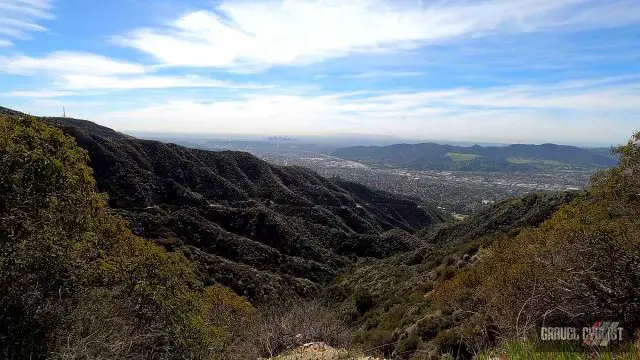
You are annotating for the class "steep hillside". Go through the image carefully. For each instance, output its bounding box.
[0,107,447,301]
[323,191,580,358]
[420,190,582,248]
[333,142,616,172]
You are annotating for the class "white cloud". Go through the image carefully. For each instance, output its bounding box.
[1,51,273,95]
[5,90,76,97]
[97,96,341,135]
[56,74,274,91]
[364,83,640,112]
[0,51,147,75]
[343,71,427,79]
[0,0,53,45]
[90,77,640,144]
[15,98,108,118]
[113,0,640,71]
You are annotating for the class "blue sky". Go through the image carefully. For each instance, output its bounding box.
[1,0,639,145]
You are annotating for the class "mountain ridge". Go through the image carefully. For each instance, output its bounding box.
[333,141,617,172]
[0,106,447,301]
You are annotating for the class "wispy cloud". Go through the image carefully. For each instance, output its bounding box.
[361,80,640,112]
[113,0,640,71]
[5,90,76,98]
[88,76,639,144]
[0,0,54,45]
[0,52,147,75]
[342,71,427,79]
[55,74,274,91]
[1,51,274,95]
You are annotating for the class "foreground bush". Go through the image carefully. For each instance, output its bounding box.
[254,300,353,358]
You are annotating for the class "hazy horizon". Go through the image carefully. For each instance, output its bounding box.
[128,129,617,148]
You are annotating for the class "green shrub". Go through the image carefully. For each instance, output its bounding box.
[354,290,375,315]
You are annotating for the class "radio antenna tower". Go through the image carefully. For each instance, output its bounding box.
[62,106,66,118]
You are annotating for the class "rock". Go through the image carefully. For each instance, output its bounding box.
[270,342,386,360]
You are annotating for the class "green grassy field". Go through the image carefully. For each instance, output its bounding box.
[506,157,566,166]
[446,152,484,162]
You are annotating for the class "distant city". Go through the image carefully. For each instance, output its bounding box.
[139,134,602,216]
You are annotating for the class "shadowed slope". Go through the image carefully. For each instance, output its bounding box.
[0,106,448,301]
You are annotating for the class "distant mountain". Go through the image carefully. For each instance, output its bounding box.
[585,146,616,158]
[333,142,617,172]
[0,106,447,302]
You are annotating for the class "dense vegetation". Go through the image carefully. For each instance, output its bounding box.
[8,106,444,302]
[322,191,579,358]
[2,105,637,359]
[324,133,640,359]
[333,142,617,172]
[0,115,255,359]
[0,112,366,359]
